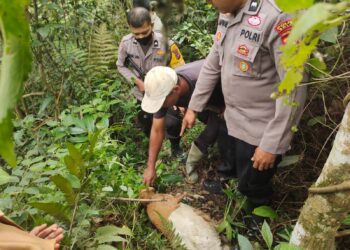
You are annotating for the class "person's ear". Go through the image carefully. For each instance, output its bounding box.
[173,85,180,94]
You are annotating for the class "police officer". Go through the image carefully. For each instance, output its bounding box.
[140,61,227,186]
[117,7,185,153]
[181,0,307,210]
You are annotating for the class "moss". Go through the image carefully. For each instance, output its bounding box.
[315,163,350,188]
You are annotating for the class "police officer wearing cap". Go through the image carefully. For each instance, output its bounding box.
[141,61,227,186]
[182,0,307,210]
[117,7,185,152]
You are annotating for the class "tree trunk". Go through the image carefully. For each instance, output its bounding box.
[290,102,350,249]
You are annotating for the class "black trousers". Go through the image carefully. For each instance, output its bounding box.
[227,136,281,206]
[195,111,225,154]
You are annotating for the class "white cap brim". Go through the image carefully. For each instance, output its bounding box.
[141,94,166,114]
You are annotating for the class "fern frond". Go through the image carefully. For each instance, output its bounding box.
[88,23,118,78]
[156,211,188,250]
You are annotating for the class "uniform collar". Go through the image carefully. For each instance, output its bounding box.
[132,33,161,49]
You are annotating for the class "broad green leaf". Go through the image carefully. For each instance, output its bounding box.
[160,174,183,184]
[50,175,77,206]
[96,235,127,243]
[261,221,273,249]
[69,136,88,143]
[253,206,278,219]
[307,116,324,127]
[37,25,51,39]
[65,143,84,179]
[96,245,118,250]
[24,187,39,195]
[82,116,96,133]
[320,26,338,44]
[30,202,71,222]
[275,0,314,13]
[0,0,32,167]
[0,168,11,185]
[308,57,327,78]
[64,173,81,189]
[88,130,101,158]
[278,155,302,168]
[96,225,133,237]
[342,214,350,225]
[275,242,303,250]
[102,186,113,192]
[237,234,254,250]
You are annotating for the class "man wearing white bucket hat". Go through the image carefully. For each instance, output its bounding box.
[141,60,227,186]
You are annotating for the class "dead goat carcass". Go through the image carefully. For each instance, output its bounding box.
[140,188,229,250]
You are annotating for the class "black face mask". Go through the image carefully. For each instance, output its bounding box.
[136,33,153,46]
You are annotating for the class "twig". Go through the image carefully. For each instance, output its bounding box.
[22,92,45,98]
[343,92,350,106]
[111,197,166,202]
[309,180,350,194]
[314,123,341,167]
[68,193,80,238]
[336,229,350,238]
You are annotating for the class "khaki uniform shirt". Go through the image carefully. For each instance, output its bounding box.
[117,32,185,100]
[189,0,307,155]
[0,210,55,250]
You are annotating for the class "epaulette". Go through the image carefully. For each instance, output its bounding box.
[267,0,282,13]
[121,33,133,42]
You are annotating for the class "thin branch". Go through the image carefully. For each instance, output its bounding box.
[335,229,350,238]
[110,197,166,202]
[309,180,350,194]
[22,92,45,98]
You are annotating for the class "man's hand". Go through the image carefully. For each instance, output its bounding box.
[29,224,64,250]
[180,109,196,136]
[135,78,145,92]
[251,147,276,171]
[143,166,156,186]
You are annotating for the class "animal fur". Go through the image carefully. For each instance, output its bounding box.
[140,188,229,250]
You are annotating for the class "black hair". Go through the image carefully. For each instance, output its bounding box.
[127,7,152,28]
[133,0,151,11]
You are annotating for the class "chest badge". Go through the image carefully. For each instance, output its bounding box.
[239,61,250,72]
[157,50,166,56]
[237,45,249,57]
[248,16,261,27]
[216,31,222,42]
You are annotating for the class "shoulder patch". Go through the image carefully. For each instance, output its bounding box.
[275,19,293,44]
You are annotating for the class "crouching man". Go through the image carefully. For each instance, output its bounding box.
[141,60,226,185]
